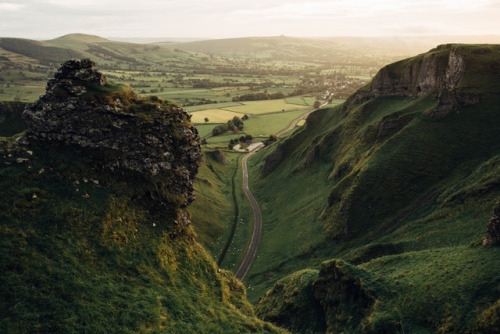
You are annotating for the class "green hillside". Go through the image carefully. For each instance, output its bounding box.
[0,60,281,333]
[1,34,370,106]
[0,37,82,62]
[170,36,344,60]
[250,45,500,332]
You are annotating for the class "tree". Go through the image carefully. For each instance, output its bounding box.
[232,116,244,130]
[204,117,209,123]
[313,100,321,108]
[212,124,228,136]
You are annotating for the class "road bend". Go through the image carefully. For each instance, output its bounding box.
[234,100,330,281]
[234,150,262,281]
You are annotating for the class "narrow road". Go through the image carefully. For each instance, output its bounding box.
[234,100,331,281]
[234,150,262,280]
[275,101,329,138]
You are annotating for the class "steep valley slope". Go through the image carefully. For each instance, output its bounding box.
[247,44,500,332]
[0,60,281,332]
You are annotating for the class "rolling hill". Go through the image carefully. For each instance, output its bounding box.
[0,37,83,62]
[247,44,500,332]
[169,36,345,60]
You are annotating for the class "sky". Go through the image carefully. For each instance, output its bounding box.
[1,0,500,40]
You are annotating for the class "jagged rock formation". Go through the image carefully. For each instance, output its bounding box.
[342,44,478,118]
[23,59,201,206]
[485,205,500,244]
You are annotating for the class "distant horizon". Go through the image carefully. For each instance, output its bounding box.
[3,32,500,45]
[1,0,499,42]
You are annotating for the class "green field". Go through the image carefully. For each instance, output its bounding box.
[185,102,242,112]
[190,108,245,123]
[205,134,244,147]
[243,109,311,137]
[193,124,215,138]
[225,99,309,114]
[285,96,320,106]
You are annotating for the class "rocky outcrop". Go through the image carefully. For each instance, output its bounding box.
[342,45,474,116]
[484,205,500,245]
[210,149,227,165]
[261,143,284,177]
[372,45,464,96]
[23,59,201,207]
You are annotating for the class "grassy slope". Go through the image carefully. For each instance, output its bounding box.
[188,150,238,260]
[0,85,282,333]
[251,45,500,332]
[189,150,255,273]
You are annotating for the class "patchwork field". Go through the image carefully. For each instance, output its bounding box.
[190,108,245,123]
[224,99,310,115]
[243,109,311,137]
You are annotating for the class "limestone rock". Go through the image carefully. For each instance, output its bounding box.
[22,59,201,207]
[484,205,500,245]
[342,45,474,115]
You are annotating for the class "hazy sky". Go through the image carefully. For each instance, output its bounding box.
[1,0,500,40]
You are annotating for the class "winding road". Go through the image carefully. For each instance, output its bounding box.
[234,101,330,281]
[234,151,262,280]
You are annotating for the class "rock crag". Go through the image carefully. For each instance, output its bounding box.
[342,44,477,118]
[23,59,201,206]
[485,205,500,245]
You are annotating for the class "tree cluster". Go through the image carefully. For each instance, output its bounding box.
[232,91,285,102]
[212,116,244,136]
